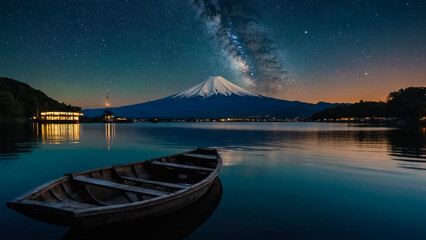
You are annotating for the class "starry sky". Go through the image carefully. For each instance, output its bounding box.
[0,0,425,109]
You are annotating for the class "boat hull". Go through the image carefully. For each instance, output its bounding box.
[7,148,222,228]
[76,177,215,227]
[7,178,215,228]
[63,177,223,239]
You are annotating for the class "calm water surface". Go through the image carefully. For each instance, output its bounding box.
[0,122,425,239]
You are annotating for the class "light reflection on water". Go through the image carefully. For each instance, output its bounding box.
[35,123,81,144]
[0,122,425,239]
[105,123,115,151]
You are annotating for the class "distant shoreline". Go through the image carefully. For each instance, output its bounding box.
[3,118,424,128]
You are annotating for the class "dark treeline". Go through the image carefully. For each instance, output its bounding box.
[311,87,426,120]
[0,77,81,120]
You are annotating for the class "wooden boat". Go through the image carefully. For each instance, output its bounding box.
[7,148,222,227]
[63,177,223,239]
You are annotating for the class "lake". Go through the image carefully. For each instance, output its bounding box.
[0,122,425,239]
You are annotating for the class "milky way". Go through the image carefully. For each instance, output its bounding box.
[192,0,288,94]
[1,0,424,107]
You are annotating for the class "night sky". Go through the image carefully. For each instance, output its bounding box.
[1,0,425,108]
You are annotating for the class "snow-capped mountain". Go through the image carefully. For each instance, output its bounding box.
[83,76,337,119]
[172,76,259,98]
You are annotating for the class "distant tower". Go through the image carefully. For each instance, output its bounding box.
[105,90,110,107]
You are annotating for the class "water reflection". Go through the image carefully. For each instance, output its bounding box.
[0,122,37,159]
[0,123,81,159]
[130,124,426,170]
[0,123,425,171]
[105,123,115,150]
[1,123,426,239]
[388,128,426,170]
[63,177,223,240]
[35,123,81,144]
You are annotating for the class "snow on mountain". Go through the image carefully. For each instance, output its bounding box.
[83,76,339,119]
[172,76,260,98]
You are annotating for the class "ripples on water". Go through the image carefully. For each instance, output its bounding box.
[2,123,425,170]
[0,122,425,239]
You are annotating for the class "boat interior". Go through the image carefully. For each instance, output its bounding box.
[20,148,220,209]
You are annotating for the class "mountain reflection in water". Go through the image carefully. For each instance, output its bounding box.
[63,177,223,240]
[0,123,425,172]
[1,123,426,239]
[129,124,426,171]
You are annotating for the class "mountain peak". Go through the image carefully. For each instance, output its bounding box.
[172,76,260,99]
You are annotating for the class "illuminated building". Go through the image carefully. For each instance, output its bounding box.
[104,114,114,123]
[35,112,83,123]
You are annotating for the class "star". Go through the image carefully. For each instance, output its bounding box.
[0,0,424,107]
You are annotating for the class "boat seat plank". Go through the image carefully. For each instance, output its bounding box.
[181,153,218,160]
[73,176,169,197]
[119,175,188,189]
[150,161,215,172]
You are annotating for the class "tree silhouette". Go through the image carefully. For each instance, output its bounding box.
[311,87,426,120]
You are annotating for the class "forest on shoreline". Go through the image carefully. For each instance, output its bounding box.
[0,77,81,120]
[311,87,426,122]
